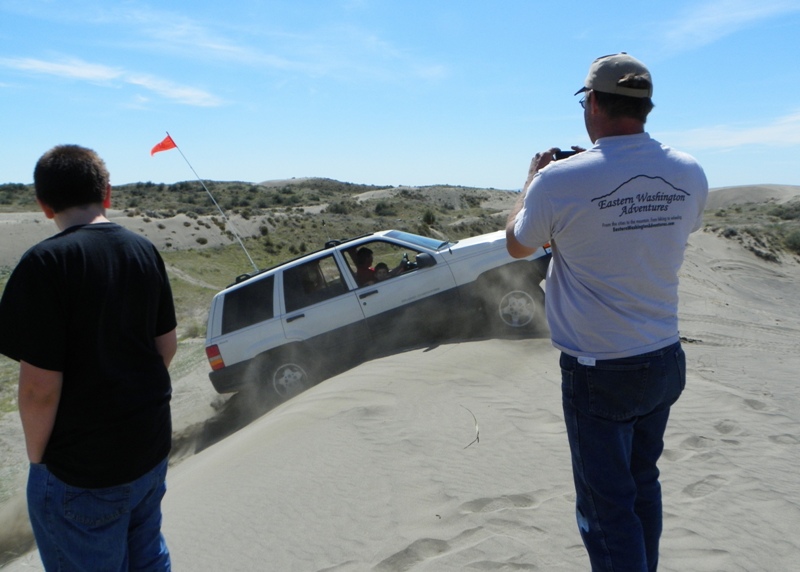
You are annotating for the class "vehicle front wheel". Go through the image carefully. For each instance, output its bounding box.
[498,289,540,328]
[480,273,545,336]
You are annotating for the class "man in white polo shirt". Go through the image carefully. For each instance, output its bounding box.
[506,53,708,571]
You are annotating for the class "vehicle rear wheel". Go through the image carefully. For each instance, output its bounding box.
[249,351,315,401]
[270,359,312,400]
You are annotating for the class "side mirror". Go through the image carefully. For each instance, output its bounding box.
[415,253,436,269]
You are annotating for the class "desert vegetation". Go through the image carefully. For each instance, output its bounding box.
[703,199,800,262]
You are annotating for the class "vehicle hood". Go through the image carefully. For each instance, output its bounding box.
[441,230,506,258]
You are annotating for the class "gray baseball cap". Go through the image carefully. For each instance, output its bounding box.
[575,53,652,98]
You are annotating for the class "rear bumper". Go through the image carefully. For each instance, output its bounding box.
[208,359,253,394]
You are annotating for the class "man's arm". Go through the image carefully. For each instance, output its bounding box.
[155,328,178,369]
[506,149,558,259]
[18,361,62,464]
[506,192,539,259]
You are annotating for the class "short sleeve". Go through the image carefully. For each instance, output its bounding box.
[0,252,66,370]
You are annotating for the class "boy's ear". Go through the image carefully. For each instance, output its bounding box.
[103,184,112,209]
[36,198,56,220]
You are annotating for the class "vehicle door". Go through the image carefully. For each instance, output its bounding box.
[280,254,369,364]
[342,240,458,348]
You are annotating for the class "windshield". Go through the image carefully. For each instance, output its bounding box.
[384,230,452,251]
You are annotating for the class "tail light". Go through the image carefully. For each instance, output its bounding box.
[205,345,225,371]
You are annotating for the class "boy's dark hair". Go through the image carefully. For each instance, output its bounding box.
[374,262,389,271]
[593,73,655,123]
[34,145,109,213]
[355,247,373,265]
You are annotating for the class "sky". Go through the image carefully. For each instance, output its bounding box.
[1,0,799,191]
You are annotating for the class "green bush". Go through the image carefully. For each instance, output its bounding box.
[327,201,357,214]
[770,203,800,220]
[785,230,800,254]
[374,201,397,216]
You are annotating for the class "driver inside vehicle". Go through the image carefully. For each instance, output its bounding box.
[351,247,408,286]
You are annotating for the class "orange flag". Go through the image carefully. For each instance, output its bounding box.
[150,134,177,156]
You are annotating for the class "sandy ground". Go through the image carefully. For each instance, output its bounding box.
[1,185,800,570]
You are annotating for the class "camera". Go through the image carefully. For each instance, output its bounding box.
[553,149,577,161]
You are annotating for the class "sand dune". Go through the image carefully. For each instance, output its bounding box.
[2,186,800,570]
[162,226,800,571]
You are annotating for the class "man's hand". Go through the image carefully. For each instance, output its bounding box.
[522,146,587,191]
[522,147,560,192]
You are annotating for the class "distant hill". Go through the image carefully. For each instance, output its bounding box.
[707,184,800,211]
[2,181,798,268]
[0,178,521,275]
[0,178,504,216]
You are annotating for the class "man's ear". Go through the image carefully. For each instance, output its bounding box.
[36,198,56,220]
[103,184,112,209]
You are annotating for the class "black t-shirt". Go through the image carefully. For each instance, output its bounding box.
[0,223,177,488]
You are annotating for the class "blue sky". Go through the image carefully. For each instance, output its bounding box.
[1,0,799,190]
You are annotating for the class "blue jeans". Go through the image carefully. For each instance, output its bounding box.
[27,457,171,571]
[560,342,685,572]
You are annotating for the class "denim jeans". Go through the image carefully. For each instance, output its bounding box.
[560,342,685,572]
[27,457,171,572]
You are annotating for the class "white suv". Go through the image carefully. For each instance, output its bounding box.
[205,229,550,399]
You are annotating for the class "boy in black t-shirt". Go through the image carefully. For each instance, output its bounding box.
[0,145,177,570]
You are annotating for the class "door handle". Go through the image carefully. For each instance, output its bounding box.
[286,313,305,323]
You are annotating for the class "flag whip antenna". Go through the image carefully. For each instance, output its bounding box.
[154,132,258,272]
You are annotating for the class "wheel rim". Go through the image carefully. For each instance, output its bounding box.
[272,363,308,398]
[498,290,536,327]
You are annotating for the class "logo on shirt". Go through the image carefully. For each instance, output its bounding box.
[592,175,691,232]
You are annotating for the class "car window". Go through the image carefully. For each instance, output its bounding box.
[283,255,349,312]
[344,241,422,287]
[221,275,275,334]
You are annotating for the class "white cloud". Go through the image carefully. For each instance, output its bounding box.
[0,56,222,107]
[118,7,447,82]
[659,0,800,53]
[664,109,800,149]
[0,56,123,82]
[129,11,260,62]
[0,3,446,100]
[126,74,222,107]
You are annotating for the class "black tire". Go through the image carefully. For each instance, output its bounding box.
[480,269,545,336]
